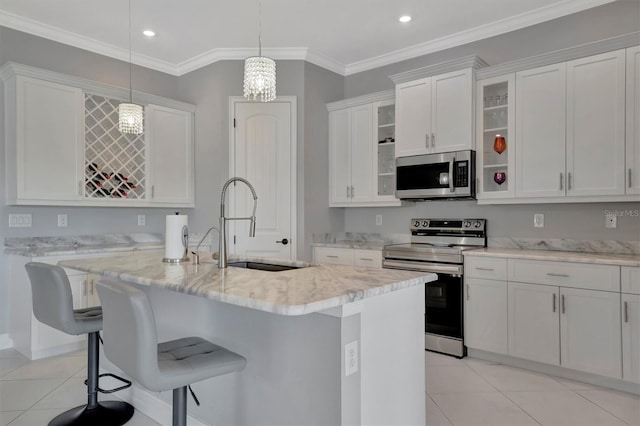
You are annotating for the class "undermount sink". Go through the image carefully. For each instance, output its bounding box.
[227,261,305,272]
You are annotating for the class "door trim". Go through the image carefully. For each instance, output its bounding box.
[228,96,298,260]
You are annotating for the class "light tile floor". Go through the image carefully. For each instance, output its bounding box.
[1,347,638,425]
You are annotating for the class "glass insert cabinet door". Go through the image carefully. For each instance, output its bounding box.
[374,100,398,199]
[476,74,515,199]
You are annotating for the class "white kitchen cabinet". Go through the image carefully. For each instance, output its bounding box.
[146,105,195,206]
[313,246,382,268]
[4,75,84,204]
[560,287,621,379]
[464,277,508,354]
[627,46,640,195]
[327,92,401,207]
[515,63,566,198]
[566,50,626,196]
[395,68,474,157]
[508,282,560,365]
[621,293,640,383]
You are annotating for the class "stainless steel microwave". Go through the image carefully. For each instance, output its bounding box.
[396,150,475,200]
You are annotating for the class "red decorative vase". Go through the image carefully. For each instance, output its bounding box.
[494,135,506,154]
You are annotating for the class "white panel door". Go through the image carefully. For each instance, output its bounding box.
[560,287,621,379]
[515,63,566,198]
[508,282,560,365]
[431,68,474,153]
[464,278,508,354]
[566,50,626,196]
[627,46,640,195]
[622,293,640,383]
[329,109,351,204]
[395,78,431,157]
[147,105,194,205]
[349,104,373,203]
[17,76,84,201]
[233,100,294,259]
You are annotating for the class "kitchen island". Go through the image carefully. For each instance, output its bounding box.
[59,251,434,426]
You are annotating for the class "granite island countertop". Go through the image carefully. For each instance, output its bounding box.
[58,251,435,316]
[464,248,640,267]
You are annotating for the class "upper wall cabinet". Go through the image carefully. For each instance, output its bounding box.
[394,68,474,157]
[627,45,640,195]
[1,63,195,207]
[327,91,402,207]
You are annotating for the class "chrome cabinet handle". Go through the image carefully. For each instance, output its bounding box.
[561,294,566,314]
[327,255,339,258]
[359,257,373,261]
[431,133,435,148]
[559,173,563,191]
[90,279,94,295]
[83,279,87,297]
[624,301,629,323]
[346,186,350,198]
[425,133,430,148]
[351,186,355,198]
[553,293,556,313]
[475,267,494,271]
[547,273,569,278]
[568,172,572,190]
[629,169,633,188]
[151,185,155,199]
[466,284,470,301]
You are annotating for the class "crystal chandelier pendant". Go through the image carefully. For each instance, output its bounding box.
[118,102,144,134]
[243,56,276,102]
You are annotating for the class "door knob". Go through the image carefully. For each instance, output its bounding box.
[276,238,289,245]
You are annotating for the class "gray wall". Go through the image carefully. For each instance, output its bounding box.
[341,0,640,241]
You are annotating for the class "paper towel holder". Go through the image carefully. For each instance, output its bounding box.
[162,224,190,263]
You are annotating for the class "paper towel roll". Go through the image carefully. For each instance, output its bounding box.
[164,213,189,262]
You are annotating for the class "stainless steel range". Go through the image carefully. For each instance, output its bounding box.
[383,218,487,357]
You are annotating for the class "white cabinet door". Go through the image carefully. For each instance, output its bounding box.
[395,78,431,157]
[85,274,102,308]
[508,282,560,365]
[147,105,194,206]
[350,104,374,203]
[329,109,352,204]
[464,277,508,354]
[13,76,84,202]
[431,68,474,153]
[353,250,382,268]
[627,46,640,195]
[560,287,621,379]
[313,247,355,266]
[566,50,626,196]
[622,293,640,383]
[515,63,566,198]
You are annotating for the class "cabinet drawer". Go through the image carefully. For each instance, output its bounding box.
[354,250,382,268]
[509,259,620,292]
[314,247,354,266]
[622,267,640,295]
[465,257,507,280]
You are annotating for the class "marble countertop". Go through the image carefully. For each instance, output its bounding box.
[464,248,640,267]
[58,251,435,316]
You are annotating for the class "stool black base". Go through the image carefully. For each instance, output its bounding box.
[48,401,134,426]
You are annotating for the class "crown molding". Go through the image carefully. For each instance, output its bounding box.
[0,0,617,77]
[389,55,488,85]
[326,90,394,111]
[476,31,640,79]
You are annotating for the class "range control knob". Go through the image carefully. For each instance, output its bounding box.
[413,220,420,228]
[463,220,471,228]
[474,220,482,228]
[422,220,429,228]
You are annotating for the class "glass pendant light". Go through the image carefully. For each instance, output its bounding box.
[118,0,144,134]
[243,0,276,102]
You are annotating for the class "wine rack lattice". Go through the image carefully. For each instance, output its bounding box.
[84,94,146,199]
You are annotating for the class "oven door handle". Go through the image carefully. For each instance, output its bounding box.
[383,259,463,275]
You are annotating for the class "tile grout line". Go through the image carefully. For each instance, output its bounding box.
[574,390,635,426]
[426,393,455,426]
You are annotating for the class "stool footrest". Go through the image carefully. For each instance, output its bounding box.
[84,373,132,394]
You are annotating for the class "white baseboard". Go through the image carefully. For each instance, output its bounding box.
[0,334,13,350]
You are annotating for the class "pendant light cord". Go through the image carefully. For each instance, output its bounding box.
[258,0,262,57]
[128,0,133,103]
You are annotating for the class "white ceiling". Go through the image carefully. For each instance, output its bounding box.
[0,0,615,76]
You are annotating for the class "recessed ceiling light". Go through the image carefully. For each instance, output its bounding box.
[399,15,412,23]
[142,30,156,37]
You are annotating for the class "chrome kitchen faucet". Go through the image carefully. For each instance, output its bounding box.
[218,177,258,268]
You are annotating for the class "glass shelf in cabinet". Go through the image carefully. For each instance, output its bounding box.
[484,127,508,133]
[378,123,395,129]
[483,163,508,169]
[378,172,395,176]
[484,105,508,111]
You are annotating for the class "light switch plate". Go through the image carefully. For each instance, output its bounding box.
[138,214,146,226]
[9,214,32,228]
[345,340,358,376]
[534,214,544,228]
[375,215,382,226]
[57,214,68,227]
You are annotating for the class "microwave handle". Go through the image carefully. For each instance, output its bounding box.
[448,158,455,192]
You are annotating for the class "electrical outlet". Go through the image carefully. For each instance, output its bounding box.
[375,214,382,226]
[534,213,544,228]
[345,340,358,377]
[605,214,617,228]
[137,214,146,226]
[57,214,68,227]
[9,214,32,228]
